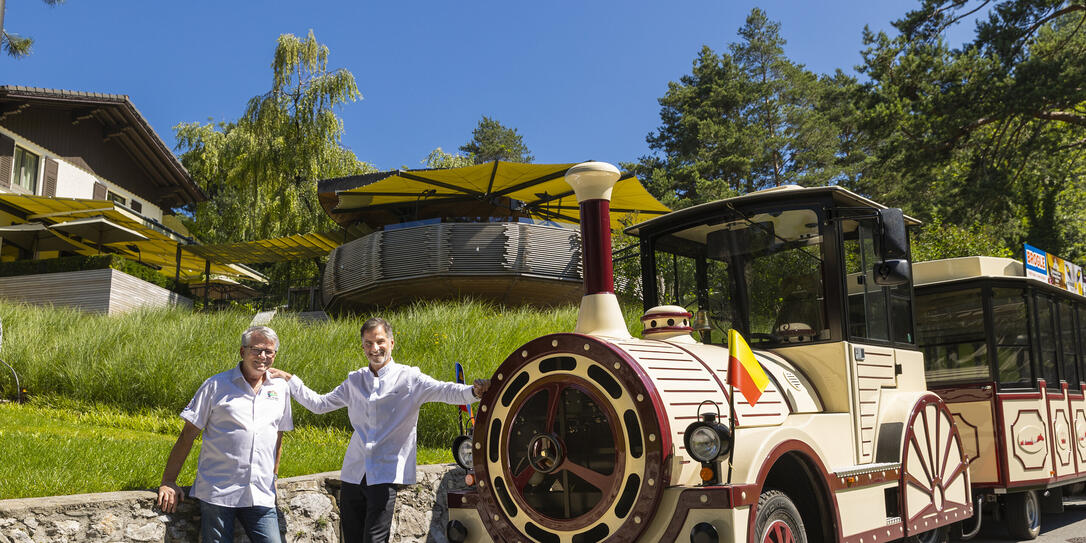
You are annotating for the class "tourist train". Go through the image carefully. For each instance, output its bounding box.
[443,161,1082,542]
[913,255,1086,540]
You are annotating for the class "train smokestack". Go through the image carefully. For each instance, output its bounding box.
[565,161,632,339]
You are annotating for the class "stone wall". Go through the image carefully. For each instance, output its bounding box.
[0,465,468,543]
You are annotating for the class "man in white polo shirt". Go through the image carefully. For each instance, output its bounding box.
[157,325,292,543]
[268,317,489,543]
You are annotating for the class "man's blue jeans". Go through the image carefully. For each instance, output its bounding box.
[199,501,282,543]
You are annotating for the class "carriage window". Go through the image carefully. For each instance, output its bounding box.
[1035,295,1060,389]
[1059,300,1079,386]
[992,288,1032,387]
[916,289,989,383]
[1079,305,1086,386]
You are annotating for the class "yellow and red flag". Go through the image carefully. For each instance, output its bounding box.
[728,329,770,407]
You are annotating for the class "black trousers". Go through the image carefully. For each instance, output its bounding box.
[339,477,399,543]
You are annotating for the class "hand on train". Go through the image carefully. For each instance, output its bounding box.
[473,379,491,398]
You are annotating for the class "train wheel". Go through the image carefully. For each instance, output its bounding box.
[1004,490,1040,540]
[905,526,948,543]
[754,490,807,543]
[901,395,972,537]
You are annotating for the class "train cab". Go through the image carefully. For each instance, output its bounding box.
[447,162,971,543]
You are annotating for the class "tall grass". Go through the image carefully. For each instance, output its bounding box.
[0,299,644,448]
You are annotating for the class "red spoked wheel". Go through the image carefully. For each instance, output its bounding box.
[755,490,807,543]
[901,395,972,537]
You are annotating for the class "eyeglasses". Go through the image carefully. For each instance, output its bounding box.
[245,347,277,357]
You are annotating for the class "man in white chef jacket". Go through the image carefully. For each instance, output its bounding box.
[268,317,488,543]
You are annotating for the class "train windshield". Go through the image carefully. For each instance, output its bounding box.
[648,205,827,347]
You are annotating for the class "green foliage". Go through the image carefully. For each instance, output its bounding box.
[423,147,475,169]
[630,8,859,208]
[910,219,1015,262]
[175,30,376,292]
[1,0,65,58]
[852,0,1086,261]
[459,116,534,164]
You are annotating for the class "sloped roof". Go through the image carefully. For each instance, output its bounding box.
[0,86,205,207]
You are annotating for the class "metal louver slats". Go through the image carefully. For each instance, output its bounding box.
[324,232,380,299]
[522,224,582,280]
[381,226,445,279]
[322,222,585,310]
[448,224,506,273]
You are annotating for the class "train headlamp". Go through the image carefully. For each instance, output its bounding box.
[452,434,473,470]
[683,412,732,463]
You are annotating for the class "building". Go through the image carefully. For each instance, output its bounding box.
[0,86,208,313]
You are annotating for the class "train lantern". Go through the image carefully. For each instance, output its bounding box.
[447,162,972,543]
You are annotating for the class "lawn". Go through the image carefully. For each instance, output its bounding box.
[0,401,452,499]
[0,298,644,499]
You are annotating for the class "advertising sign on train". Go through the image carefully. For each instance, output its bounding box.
[1025,243,1084,296]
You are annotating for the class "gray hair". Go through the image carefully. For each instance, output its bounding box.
[242,326,279,349]
[361,317,393,339]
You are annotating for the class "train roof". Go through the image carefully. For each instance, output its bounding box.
[913,256,1025,286]
[624,184,919,237]
[913,256,1085,300]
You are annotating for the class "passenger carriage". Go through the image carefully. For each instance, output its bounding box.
[446,162,972,543]
[914,256,1086,539]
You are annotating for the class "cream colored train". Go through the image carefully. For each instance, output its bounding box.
[914,256,1086,540]
[445,162,972,543]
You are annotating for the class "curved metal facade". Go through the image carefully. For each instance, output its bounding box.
[322,222,583,311]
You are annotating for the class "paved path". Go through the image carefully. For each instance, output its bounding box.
[968,496,1086,543]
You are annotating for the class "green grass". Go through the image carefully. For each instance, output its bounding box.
[0,298,642,447]
[0,297,645,498]
[0,401,451,499]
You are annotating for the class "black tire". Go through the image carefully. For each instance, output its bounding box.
[1005,490,1041,540]
[754,490,807,543]
[906,526,948,543]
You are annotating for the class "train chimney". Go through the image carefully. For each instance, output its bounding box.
[565,161,632,339]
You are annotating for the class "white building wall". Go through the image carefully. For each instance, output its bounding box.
[0,126,164,222]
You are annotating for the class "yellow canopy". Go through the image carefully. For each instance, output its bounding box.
[0,194,265,282]
[183,232,344,264]
[334,161,669,231]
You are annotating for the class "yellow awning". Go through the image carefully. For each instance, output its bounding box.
[334,161,670,231]
[182,232,345,264]
[0,194,265,282]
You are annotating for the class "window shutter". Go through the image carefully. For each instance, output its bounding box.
[43,158,59,197]
[0,133,14,190]
[93,181,107,200]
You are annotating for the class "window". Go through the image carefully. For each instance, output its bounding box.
[1035,295,1060,388]
[130,200,143,213]
[1058,300,1078,386]
[842,218,912,344]
[13,147,40,193]
[916,288,989,384]
[107,191,126,205]
[992,287,1032,387]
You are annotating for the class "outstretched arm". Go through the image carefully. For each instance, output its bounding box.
[157,421,200,513]
[268,367,349,414]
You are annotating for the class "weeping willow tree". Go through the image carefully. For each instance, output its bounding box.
[175,31,375,298]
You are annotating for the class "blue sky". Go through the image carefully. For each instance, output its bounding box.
[1,1,979,173]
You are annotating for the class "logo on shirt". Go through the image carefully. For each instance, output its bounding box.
[266,390,279,401]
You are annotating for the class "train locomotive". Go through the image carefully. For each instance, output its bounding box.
[446,162,972,543]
